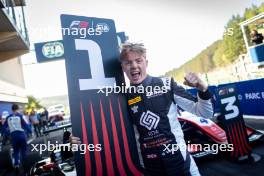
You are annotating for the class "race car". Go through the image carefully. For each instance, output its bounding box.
[178,111,264,158]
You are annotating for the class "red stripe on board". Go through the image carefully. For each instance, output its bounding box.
[235,123,247,155]
[117,98,142,176]
[99,100,115,176]
[233,123,243,156]
[108,99,127,176]
[90,103,103,176]
[80,102,92,176]
[233,123,240,157]
[239,123,252,152]
[230,124,239,157]
[226,127,234,157]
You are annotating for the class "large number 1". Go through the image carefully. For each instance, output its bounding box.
[75,39,116,90]
[221,96,239,120]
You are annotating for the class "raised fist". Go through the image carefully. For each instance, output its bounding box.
[183,72,208,92]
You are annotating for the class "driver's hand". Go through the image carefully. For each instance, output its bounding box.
[70,135,81,145]
[184,72,208,92]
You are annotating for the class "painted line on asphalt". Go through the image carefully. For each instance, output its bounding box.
[243,115,264,120]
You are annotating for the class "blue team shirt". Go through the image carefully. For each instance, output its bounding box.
[3,112,31,134]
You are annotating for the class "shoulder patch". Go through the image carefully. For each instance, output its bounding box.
[161,77,171,90]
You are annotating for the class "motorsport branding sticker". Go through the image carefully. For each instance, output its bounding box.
[128,96,142,105]
[146,154,158,159]
[131,105,138,114]
[42,41,64,58]
[34,40,65,63]
[69,20,89,28]
[146,90,164,98]
[140,111,160,130]
[96,23,110,32]
[200,118,208,124]
[161,77,171,90]
[62,20,110,38]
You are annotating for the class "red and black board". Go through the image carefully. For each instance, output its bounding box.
[217,85,252,159]
[60,14,143,176]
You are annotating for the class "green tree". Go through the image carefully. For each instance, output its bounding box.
[258,3,264,13]
[24,96,43,114]
[244,5,259,19]
[212,41,228,67]
[223,14,246,62]
[165,3,263,80]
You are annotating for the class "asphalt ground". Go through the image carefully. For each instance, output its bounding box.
[197,137,264,176]
[0,118,263,176]
[197,117,264,176]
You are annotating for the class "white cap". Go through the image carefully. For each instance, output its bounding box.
[1,111,9,119]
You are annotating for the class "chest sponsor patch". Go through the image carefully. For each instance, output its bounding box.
[128,96,142,105]
[140,110,160,130]
[146,90,164,98]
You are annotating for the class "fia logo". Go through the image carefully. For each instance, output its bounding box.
[96,23,110,33]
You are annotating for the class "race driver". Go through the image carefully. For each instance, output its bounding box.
[119,42,213,176]
[71,42,213,175]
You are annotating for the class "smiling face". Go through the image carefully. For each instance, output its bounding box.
[121,51,148,84]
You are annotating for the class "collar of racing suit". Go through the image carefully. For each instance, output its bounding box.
[130,74,152,87]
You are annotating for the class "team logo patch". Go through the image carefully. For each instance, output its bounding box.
[128,96,142,105]
[161,77,171,90]
[131,105,138,114]
[140,111,160,130]
[146,154,158,159]
[146,90,164,98]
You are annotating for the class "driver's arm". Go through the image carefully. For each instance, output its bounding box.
[171,78,213,118]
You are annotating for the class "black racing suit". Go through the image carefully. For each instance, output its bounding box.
[127,75,213,176]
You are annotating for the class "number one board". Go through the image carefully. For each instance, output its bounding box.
[60,15,142,176]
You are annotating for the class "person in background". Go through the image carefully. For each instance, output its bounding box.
[41,108,49,131]
[29,110,41,137]
[251,29,264,45]
[1,111,10,145]
[3,104,32,171]
[0,113,2,143]
[23,111,32,138]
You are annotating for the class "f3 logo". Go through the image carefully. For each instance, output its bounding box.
[140,111,160,130]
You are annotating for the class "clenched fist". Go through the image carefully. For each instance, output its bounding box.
[183,72,208,92]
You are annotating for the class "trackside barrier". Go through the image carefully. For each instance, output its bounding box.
[187,78,264,116]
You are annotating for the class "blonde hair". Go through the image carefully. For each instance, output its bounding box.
[120,42,146,61]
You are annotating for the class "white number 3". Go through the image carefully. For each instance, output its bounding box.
[221,96,239,120]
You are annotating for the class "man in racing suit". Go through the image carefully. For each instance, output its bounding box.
[120,43,213,176]
[3,104,32,169]
[70,42,213,175]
